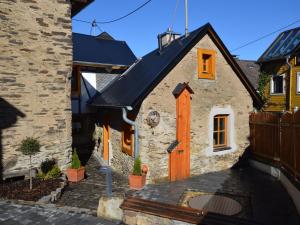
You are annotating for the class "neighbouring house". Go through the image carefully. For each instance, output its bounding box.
[0,0,94,179]
[257,27,300,112]
[88,23,263,183]
[71,32,136,158]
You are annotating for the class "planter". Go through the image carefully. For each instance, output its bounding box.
[66,167,85,182]
[129,174,146,190]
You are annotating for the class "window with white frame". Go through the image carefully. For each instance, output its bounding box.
[206,106,237,156]
[270,74,285,94]
[297,72,300,94]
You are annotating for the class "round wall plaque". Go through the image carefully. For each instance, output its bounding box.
[146,111,160,128]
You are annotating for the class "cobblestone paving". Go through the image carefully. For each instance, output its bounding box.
[129,167,300,225]
[0,201,118,225]
[57,157,129,211]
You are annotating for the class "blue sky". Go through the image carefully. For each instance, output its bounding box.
[73,0,300,60]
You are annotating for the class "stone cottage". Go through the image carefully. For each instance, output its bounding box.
[0,0,94,179]
[89,23,263,183]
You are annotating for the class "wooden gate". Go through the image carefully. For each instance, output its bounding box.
[169,84,193,181]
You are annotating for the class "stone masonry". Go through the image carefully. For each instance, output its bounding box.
[0,0,73,178]
[110,34,253,183]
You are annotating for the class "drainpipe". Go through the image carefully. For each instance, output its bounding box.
[122,107,139,158]
[286,55,292,111]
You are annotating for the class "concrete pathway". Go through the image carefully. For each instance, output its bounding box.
[129,166,300,225]
[0,201,118,225]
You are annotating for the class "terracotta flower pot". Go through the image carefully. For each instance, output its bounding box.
[67,167,85,182]
[129,174,146,190]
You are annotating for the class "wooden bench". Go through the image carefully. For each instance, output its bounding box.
[120,197,265,225]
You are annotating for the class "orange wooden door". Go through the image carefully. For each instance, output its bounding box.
[103,115,110,161]
[169,88,191,181]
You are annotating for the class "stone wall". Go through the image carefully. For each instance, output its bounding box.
[0,0,73,178]
[138,34,253,182]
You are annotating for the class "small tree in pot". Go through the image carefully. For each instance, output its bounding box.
[17,137,40,190]
[129,156,146,190]
[67,149,85,182]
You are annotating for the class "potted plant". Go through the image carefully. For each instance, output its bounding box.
[17,137,40,190]
[129,157,146,190]
[67,149,85,182]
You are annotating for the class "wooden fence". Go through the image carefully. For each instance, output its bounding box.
[250,111,300,180]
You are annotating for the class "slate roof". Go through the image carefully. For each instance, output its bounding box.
[73,33,137,67]
[90,23,263,109]
[236,59,260,90]
[258,27,300,62]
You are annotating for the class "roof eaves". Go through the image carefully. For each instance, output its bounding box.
[73,61,129,68]
[71,0,94,17]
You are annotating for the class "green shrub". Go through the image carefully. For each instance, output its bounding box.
[71,149,81,169]
[36,172,46,179]
[45,166,61,179]
[41,158,56,174]
[18,137,40,156]
[132,157,142,176]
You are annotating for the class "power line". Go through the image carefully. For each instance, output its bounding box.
[231,18,300,52]
[96,0,153,24]
[72,18,92,24]
[169,0,180,31]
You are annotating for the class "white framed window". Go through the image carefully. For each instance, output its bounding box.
[297,72,300,94]
[206,106,237,156]
[270,74,285,95]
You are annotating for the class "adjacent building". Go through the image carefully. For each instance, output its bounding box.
[71,32,136,158]
[257,27,300,112]
[0,0,94,179]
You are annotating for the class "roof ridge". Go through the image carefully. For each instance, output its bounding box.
[72,32,127,43]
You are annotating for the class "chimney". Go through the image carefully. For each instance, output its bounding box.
[157,28,181,51]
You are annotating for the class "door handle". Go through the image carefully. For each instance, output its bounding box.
[177,149,184,154]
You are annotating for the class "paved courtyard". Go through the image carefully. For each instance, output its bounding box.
[0,201,118,225]
[56,156,129,211]
[129,166,300,225]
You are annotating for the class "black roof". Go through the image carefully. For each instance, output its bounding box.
[90,23,263,108]
[236,59,260,90]
[258,27,300,62]
[73,33,137,67]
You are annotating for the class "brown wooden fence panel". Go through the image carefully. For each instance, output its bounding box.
[249,112,280,162]
[280,112,294,174]
[250,111,300,181]
[294,111,300,180]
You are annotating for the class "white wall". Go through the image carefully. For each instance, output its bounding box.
[80,72,97,114]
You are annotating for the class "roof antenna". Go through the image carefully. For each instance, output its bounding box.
[185,0,189,37]
[90,19,97,36]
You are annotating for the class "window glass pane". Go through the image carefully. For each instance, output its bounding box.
[297,73,300,93]
[213,132,218,145]
[202,54,211,73]
[219,117,225,130]
[297,54,300,66]
[219,131,225,145]
[213,117,218,131]
[273,76,283,93]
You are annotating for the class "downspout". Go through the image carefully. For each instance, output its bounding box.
[122,107,139,158]
[286,55,292,111]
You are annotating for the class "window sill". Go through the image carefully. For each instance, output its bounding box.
[198,74,215,80]
[270,93,285,96]
[213,146,231,152]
